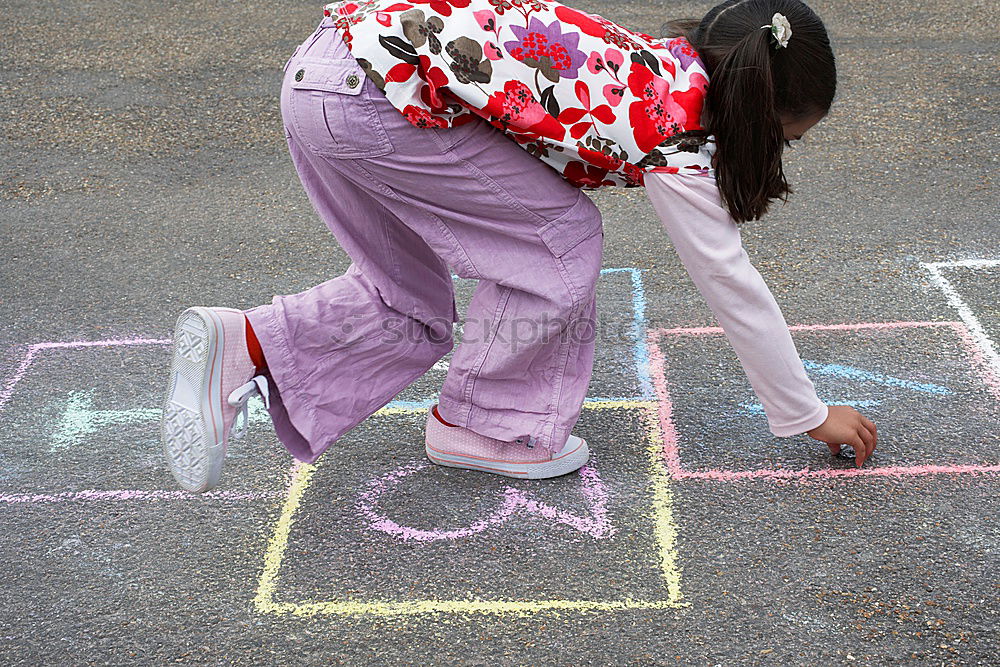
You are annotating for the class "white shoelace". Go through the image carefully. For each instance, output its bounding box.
[226,375,271,439]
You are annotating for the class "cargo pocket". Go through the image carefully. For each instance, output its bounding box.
[535,191,604,258]
[286,57,394,160]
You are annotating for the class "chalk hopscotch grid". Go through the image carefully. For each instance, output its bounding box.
[649,318,1000,482]
[253,268,688,616]
[5,262,993,614]
[252,400,686,617]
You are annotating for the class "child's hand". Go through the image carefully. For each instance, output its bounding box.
[806,406,878,468]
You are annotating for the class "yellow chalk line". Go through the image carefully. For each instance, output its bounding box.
[253,461,317,615]
[639,403,685,605]
[268,597,680,618]
[585,400,684,604]
[254,399,687,616]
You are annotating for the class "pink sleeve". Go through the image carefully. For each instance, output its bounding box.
[644,172,829,437]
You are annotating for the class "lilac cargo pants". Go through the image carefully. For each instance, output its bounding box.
[245,17,604,463]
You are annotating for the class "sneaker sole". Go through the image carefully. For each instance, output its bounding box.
[160,307,227,493]
[425,438,589,480]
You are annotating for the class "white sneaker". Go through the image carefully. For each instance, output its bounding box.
[160,307,269,492]
[424,405,589,479]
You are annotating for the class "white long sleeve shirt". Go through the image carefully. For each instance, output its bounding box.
[644,172,829,437]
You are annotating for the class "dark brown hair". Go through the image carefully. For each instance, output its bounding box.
[662,0,836,222]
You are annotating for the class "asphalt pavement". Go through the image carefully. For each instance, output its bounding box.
[1,0,998,664]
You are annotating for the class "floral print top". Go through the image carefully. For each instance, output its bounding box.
[321,0,716,189]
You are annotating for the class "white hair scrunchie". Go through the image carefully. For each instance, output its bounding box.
[761,12,792,49]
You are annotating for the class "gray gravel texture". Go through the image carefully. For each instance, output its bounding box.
[1,0,998,665]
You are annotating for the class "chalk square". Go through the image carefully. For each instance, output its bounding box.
[0,339,287,502]
[649,321,1000,481]
[253,401,685,617]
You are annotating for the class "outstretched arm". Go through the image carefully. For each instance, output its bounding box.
[644,171,828,436]
[644,172,877,464]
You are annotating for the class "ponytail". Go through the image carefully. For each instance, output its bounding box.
[662,0,836,224]
[705,26,787,223]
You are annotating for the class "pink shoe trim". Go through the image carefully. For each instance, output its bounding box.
[425,452,529,475]
[549,439,586,461]
[425,438,584,466]
[205,310,223,443]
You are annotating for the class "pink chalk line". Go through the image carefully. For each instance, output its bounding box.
[356,460,614,541]
[655,320,958,337]
[0,336,291,505]
[1,337,171,414]
[647,321,1000,482]
[0,488,284,505]
[947,322,1000,403]
[655,321,1000,403]
[0,459,301,506]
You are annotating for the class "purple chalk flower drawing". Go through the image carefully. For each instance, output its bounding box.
[503,16,587,82]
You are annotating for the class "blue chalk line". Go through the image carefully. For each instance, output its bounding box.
[600,267,654,400]
[801,360,953,395]
[739,399,882,416]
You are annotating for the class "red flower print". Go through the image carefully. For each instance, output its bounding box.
[472,9,496,31]
[669,37,696,57]
[484,41,503,60]
[489,0,512,14]
[683,165,711,175]
[416,55,450,112]
[334,22,356,47]
[622,162,644,185]
[402,104,449,128]
[626,62,688,153]
[483,80,565,141]
[558,81,616,139]
[665,36,701,71]
[503,17,588,82]
[385,62,417,84]
[602,83,624,107]
[586,47,624,76]
[563,160,616,188]
[669,72,708,131]
[410,0,470,17]
[597,22,643,51]
[578,144,623,172]
[554,6,606,39]
[323,0,714,186]
[330,2,359,16]
[486,80,545,124]
[577,145,641,185]
[554,6,643,51]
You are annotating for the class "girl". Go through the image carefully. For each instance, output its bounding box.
[160,0,878,493]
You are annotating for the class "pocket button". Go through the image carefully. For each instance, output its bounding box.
[346,73,360,88]
[294,68,305,82]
